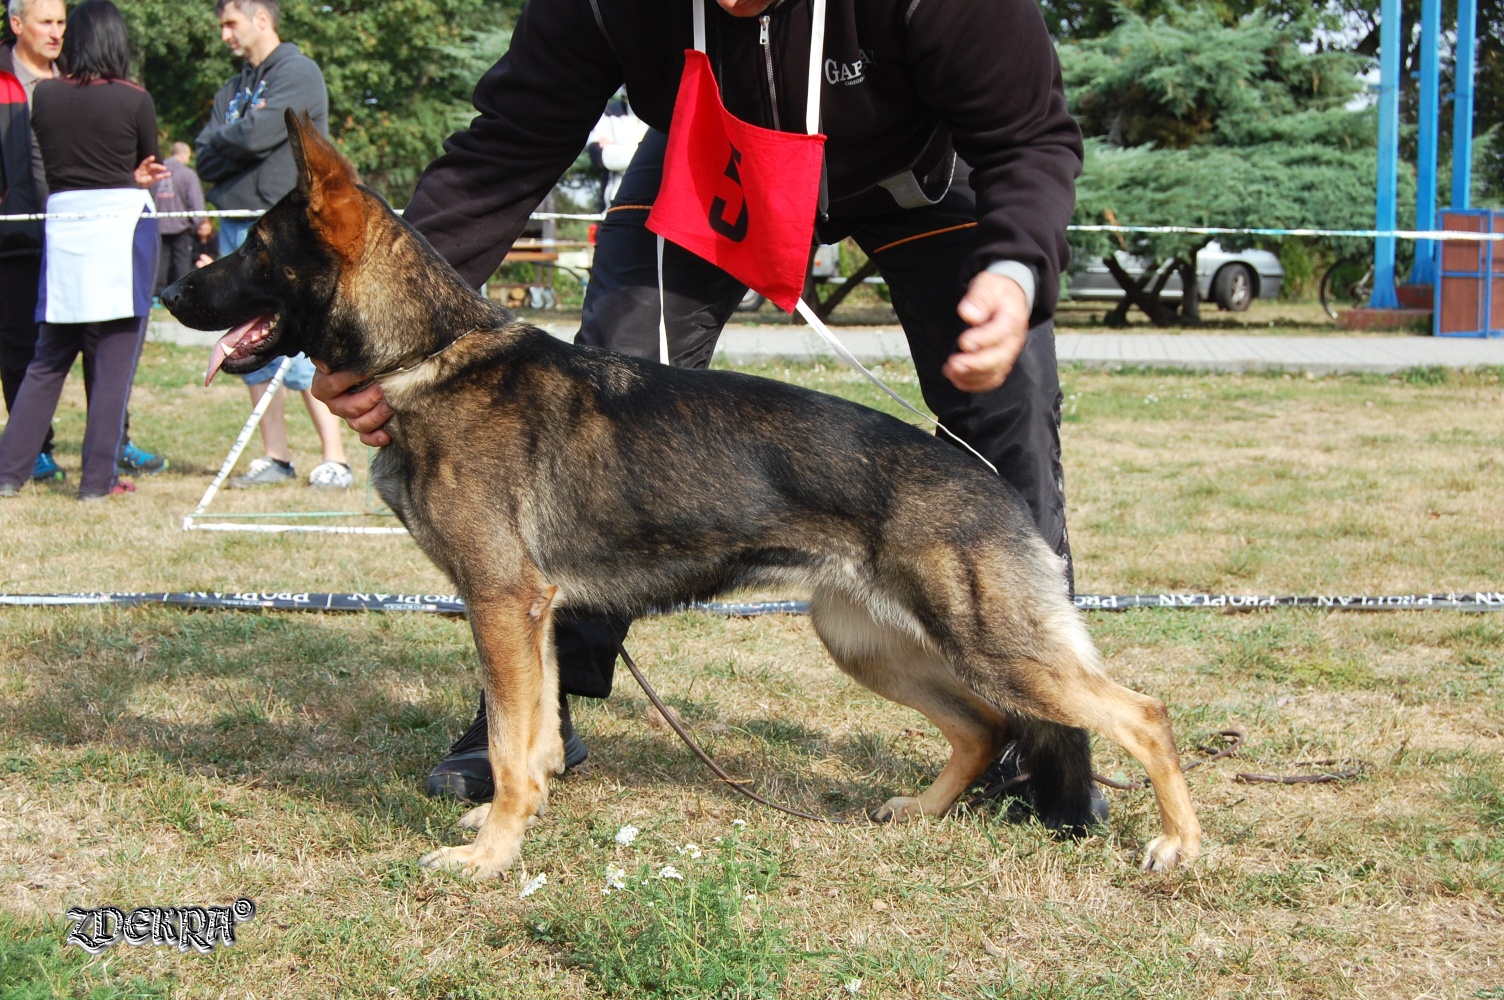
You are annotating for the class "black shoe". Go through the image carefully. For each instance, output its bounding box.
[424,692,588,802]
[965,743,1109,828]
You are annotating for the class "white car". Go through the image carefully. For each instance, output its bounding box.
[1066,241,1284,311]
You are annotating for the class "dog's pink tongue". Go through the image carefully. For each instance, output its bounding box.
[204,317,265,387]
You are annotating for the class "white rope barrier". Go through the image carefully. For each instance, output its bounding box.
[184,523,409,535]
[3,208,1501,241]
[1069,224,1504,242]
[0,208,606,222]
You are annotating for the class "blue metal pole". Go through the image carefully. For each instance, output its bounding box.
[1408,0,1441,285]
[1451,0,1477,209]
[1371,0,1401,308]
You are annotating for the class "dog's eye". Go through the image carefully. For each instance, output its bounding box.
[284,266,297,281]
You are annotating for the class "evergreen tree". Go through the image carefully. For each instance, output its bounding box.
[1061,4,1414,322]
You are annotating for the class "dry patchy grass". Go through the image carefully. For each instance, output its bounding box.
[0,345,1501,998]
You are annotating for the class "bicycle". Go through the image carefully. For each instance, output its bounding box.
[1318,256,1375,320]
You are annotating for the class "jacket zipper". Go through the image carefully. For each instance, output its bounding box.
[759,15,781,131]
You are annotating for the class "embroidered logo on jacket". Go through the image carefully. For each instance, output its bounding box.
[824,52,869,87]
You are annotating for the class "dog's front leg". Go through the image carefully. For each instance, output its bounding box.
[421,585,559,878]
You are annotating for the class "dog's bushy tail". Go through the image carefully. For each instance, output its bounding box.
[1006,717,1098,836]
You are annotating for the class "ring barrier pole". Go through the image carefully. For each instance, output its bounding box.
[183,356,293,531]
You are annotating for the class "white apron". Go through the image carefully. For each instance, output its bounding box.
[40,187,156,324]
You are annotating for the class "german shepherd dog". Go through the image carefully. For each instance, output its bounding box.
[163,112,1201,876]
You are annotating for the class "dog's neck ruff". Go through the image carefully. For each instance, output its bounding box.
[368,327,485,383]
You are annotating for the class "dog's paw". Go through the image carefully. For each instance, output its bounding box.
[533,736,566,778]
[456,803,491,831]
[419,842,517,879]
[869,796,926,823]
[1140,834,1200,872]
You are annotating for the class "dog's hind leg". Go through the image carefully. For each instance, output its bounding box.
[809,588,1010,822]
[421,584,559,878]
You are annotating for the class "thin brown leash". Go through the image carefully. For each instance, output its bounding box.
[354,327,486,389]
[617,647,1366,821]
[616,643,861,824]
[1092,730,1247,790]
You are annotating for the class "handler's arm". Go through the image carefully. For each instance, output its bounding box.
[906,0,1083,390]
[401,0,623,286]
[193,92,241,184]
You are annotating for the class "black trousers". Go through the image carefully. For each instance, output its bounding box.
[0,255,55,458]
[0,316,147,496]
[554,130,1071,699]
[156,230,198,297]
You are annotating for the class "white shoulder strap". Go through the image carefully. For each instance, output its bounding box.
[806,0,826,135]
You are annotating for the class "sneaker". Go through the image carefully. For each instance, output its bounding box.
[229,456,295,488]
[31,452,66,484]
[307,460,353,489]
[80,480,136,502]
[425,693,588,803]
[0,483,20,498]
[118,441,169,476]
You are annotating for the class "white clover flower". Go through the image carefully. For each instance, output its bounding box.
[845,978,863,994]
[657,865,684,880]
[677,843,703,859]
[614,824,640,846]
[743,892,756,901]
[600,864,628,894]
[518,872,547,899]
[732,819,747,829]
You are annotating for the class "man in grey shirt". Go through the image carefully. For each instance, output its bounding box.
[195,0,351,491]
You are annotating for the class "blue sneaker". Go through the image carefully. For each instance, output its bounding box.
[118,441,168,476]
[31,452,65,484]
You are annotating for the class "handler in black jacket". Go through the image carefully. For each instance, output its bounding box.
[316,0,1103,832]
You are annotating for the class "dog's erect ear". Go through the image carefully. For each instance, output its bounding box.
[284,109,363,256]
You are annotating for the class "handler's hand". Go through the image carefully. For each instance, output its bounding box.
[311,363,393,447]
[944,271,1031,394]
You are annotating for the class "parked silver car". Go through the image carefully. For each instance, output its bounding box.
[1066,241,1284,311]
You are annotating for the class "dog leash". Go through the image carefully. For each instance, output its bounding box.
[618,650,1364,820]
[359,327,486,386]
[617,643,860,824]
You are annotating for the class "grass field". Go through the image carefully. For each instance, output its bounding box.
[1,343,1502,999]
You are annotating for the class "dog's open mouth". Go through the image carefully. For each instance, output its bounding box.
[205,313,280,386]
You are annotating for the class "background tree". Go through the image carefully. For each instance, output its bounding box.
[1042,0,1504,204]
[1061,4,1415,323]
[114,0,519,205]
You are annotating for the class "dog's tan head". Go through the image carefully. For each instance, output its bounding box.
[162,110,490,384]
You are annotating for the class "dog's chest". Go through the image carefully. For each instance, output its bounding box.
[369,446,413,522]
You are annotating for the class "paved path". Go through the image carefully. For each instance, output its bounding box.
[150,320,1504,375]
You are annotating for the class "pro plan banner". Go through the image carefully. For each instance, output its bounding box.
[647,50,826,313]
[3,592,1504,615]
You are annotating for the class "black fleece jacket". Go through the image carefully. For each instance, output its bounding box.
[0,43,43,257]
[404,0,1083,318]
